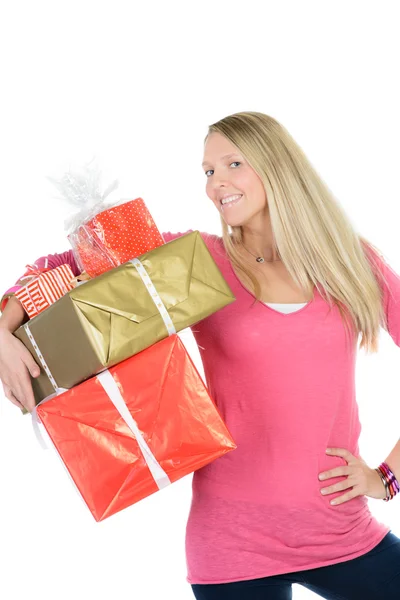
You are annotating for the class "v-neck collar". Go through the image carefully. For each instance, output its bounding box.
[227,259,318,317]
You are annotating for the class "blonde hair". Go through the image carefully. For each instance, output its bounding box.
[206,111,391,354]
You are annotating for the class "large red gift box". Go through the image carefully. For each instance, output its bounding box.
[68,197,164,277]
[36,334,237,521]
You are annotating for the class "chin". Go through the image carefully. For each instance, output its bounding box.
[222,217,242,228]
[224,207,266,229]
[222,214,250,228]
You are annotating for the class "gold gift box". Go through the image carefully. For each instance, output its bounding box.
[15,231,235,406]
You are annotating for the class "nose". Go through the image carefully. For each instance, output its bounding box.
[209,169,232,192]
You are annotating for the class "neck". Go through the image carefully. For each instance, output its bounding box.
[239,213,280,262]
[241,232,280,262]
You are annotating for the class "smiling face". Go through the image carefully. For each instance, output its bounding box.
[202,132,268,228]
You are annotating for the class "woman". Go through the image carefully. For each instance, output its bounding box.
[0,111,399,599]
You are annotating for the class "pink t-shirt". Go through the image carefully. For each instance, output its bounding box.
[6,231,396,584]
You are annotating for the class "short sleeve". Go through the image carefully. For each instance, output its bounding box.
[162,230,194,243]
[363,242,400,346]
[162,230,223,258]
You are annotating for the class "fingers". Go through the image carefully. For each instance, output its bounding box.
[2,369,36,413]
[0,335,39,413]
[3,384,25,410]
[21,349,41,379]
[17,369,37,413]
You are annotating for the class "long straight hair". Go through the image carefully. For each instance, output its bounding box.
[206,111,391,354]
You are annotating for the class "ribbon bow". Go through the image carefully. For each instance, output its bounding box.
[18,259,51,284]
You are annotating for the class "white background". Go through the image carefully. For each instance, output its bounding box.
[0,1,399,599]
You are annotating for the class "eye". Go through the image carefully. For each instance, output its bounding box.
[204,162,241,177]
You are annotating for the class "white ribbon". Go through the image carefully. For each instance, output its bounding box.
[31,389,96,512]
[31,372,171,492]
[24,323,69,449]
[130,258,176,336]
[25,259,176,394]
[24,323,59,393]
[18,259,49,284]
[32,388,69,449]
[25,321,69,450]
[28,257,173,495]
[97,370,171,490]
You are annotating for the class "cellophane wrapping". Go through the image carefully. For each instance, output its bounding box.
[48,160,163,277]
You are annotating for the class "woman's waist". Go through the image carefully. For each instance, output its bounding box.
[194,444,361,505]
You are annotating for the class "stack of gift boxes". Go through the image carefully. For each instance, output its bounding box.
[13,197,237,521]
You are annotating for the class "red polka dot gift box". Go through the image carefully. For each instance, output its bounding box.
[68,198,164,278]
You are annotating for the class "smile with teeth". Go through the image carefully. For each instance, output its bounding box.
[221,194,243,207]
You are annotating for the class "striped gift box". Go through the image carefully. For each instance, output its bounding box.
[15,264,75,319]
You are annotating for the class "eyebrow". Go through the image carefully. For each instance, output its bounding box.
[201,153,241,168]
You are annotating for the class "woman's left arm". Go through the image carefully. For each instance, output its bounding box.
[383,438,400,482]
[319,244,400,504]
[365,244,400,497]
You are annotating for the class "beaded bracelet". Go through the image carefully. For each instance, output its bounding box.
[374,462,400,502]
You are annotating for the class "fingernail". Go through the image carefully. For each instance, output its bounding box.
[326,448,332,453]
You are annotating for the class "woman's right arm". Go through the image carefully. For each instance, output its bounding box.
[0,237,190,413]
[0,248,79,413]
[0,298,41,412]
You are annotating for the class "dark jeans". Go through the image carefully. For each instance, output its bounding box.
[191,530,400,600]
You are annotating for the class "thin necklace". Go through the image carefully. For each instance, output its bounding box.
[242,244,282,264]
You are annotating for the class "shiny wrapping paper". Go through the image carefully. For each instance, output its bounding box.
[68,197,164,277]
[15,231,235,404]
[36,334,237,521]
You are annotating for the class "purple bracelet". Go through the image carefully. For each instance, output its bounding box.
[375,462,400,501]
